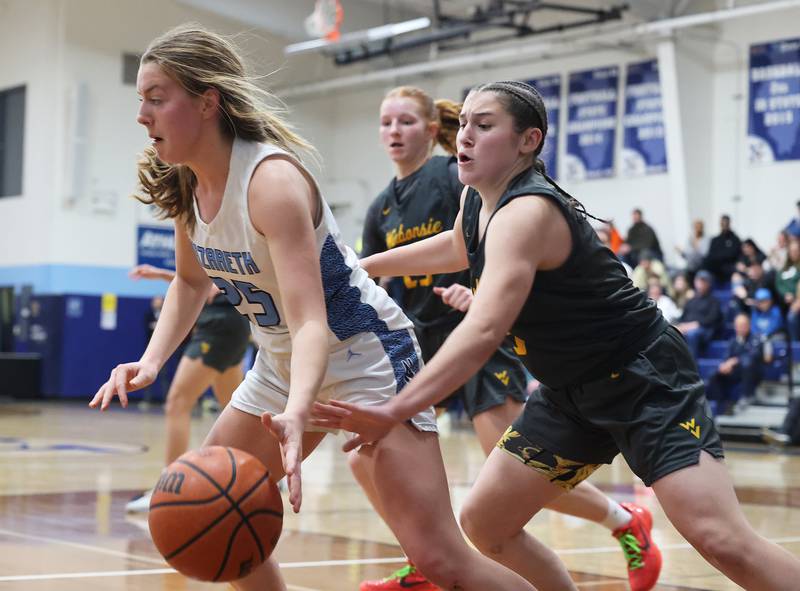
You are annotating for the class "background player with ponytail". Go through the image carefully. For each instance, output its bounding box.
[357,85,661,591]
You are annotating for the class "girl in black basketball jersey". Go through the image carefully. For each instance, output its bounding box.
[314,81,800,590]
[358,86,661,591]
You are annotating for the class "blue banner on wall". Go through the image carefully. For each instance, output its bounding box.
[526,74,561,180]
[622,60,667,176]
[565,66,618,181]
[748,37,800,164]
[137,225,175,270]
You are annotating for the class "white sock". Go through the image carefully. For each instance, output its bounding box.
[601,498,632,531]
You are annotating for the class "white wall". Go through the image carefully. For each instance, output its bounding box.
[0,0,61,265]
[2,1,799,293]
[288,6,800,257]
[290,44,680,252]
[711,7,800,248]
[0,0,331,294]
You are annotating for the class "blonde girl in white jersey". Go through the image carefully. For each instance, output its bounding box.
[89,24,534,591]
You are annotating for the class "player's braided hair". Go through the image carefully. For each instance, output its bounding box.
[470,80,607,224]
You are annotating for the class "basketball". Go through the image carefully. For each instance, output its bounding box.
[147,446,283,582]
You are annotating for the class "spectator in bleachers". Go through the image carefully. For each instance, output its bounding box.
[648,278,681,323]
[619,208,662,267]
[676,269,723,358]
[735,238,767,273]
[603,220,625,256]
[703,214,741,284]
[675,219,709,275]
[767,230,789,272]
[784,200,800,239]
[706,313,764,415]
[632,249,670,292]
[729,260,776,316]
[775,238,800,308]
[671,272,694,311]
[751,288,785,339]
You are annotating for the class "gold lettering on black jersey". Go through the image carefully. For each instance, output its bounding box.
[385,218,444,249]
[403,275,433,289]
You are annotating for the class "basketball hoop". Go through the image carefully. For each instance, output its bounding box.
[304,0,343,41]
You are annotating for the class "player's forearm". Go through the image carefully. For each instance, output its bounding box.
[361,231,467,278]
[141,277,207,369]
[389,316,503,421]
[285,320,329,419]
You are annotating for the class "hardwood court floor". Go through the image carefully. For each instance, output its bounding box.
[1,400,799,590]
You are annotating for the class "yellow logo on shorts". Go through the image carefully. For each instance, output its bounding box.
[494,370,510,386]
[200,342,211,354]
[679,417,701,439]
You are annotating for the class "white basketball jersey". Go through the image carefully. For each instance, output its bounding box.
[188,138,415,366]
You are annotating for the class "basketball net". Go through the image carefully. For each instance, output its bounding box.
[304,0,343,41]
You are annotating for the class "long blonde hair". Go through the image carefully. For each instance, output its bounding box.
[384,86,461,156]
[135,24,315,231]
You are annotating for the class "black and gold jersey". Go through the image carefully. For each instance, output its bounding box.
[362,156,468,329]
[461,166,667,388]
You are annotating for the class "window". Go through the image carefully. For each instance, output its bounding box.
[0,85,25,198]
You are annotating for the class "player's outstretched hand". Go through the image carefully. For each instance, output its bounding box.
[311,400,399,452]
[261,412,304,513]
[128,264,163,281]
[433,284,473,312]
[89,361,158,411]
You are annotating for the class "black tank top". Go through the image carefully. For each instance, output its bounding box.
[461,166,667,388]
[362,156,467,329]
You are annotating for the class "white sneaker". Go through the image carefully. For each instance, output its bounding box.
[125,489,153,513]
[762,428,791,447]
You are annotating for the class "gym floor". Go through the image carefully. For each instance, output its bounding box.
[0,401,798,590]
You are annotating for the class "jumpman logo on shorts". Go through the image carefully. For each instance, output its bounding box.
[346,348,362,362]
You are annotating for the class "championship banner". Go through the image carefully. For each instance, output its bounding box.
[526,74,562,180]
[565,66,618,180]
[137,225,175,270]
[748,36,800,164]
[622,60,667,176]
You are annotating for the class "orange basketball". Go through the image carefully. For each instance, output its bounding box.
[147,446,283,582]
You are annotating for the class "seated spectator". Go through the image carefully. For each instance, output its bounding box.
[632,250,670,292]
[704,214,741,284]
[707,313,764,415]
[676,269,723,358]
[603,221,625,255]
[672,272,695,310]
[648,279,681,323]
[675,219,709,274]
[767,230,789,272]
[785,200,800,239]
[729,260,777,316]
[619,208,662,267]
[751,288,785,339]
[735,238,767,273]
[776,238,800,308]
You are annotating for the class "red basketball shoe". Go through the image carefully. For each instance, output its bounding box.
[360,562,440,591]
[612,502,662,591]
